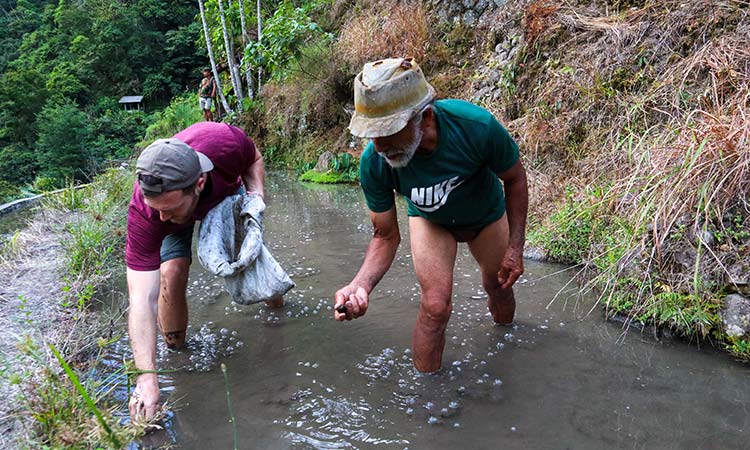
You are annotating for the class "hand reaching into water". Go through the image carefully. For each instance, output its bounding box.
[497,246,524,289]
[129,374,160,422]
[334,285,369,321]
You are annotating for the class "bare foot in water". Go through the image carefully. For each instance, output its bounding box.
[265,296,284,308]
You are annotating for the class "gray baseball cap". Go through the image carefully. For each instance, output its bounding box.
[136,138,214,195]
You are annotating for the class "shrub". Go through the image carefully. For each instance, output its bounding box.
[0,180,21,203]
[0,144,38,186]
[33,176,59,193]
[138,93,202,147]
[35,100,94,186]
[299,152,359,184]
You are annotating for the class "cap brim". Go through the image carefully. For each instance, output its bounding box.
[196,152,214,173]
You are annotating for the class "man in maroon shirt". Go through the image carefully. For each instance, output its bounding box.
[126,121,280,421]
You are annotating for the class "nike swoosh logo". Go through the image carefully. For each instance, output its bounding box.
[410,176,464,212]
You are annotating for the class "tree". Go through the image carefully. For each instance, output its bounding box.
[257,0,262,92]
[199,0,231,113]
[217,0,244,111]
[35,100,94,185]
[237,0,254,99]
[244,1,331,84]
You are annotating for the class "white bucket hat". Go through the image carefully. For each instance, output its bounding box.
[348,57,436,138]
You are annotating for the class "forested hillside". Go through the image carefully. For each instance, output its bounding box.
[0,0,205,195]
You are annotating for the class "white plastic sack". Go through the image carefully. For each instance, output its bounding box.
[197,193,294,305]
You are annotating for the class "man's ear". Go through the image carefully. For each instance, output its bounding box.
[195,174,207,194]
[421,106,435,131]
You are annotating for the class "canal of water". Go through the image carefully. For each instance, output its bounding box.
[97,172,748,450]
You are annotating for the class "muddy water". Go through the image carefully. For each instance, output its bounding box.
[114,172,749,450]
[0,205,35,236]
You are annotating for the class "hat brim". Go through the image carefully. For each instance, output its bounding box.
[349,110,412,139]
[348,87,436,138]
[196,152,214,173]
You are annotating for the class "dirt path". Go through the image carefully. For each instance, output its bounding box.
[0,209,77,448]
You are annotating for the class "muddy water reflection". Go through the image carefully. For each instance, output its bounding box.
[118,172,749,450]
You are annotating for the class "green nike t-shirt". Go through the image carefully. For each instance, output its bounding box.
[359,99,519,228]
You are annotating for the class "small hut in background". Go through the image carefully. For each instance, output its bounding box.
[118,95,144,112]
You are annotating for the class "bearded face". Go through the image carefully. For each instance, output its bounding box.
[373,115,424,169]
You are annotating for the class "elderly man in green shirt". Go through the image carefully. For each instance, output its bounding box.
[334,57,529,372]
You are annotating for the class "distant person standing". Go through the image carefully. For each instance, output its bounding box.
[199,68,216,122]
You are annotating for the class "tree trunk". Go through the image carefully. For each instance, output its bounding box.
[237,0,254,99]
[217,0,244,112]
[198,0,231,114]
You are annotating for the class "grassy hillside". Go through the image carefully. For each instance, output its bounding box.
[248,0,750,357]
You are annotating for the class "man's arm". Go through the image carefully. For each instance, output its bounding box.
[241,149,265,197]
[497,159,528,288]
[334,206,400,320]
[127,268,161,420]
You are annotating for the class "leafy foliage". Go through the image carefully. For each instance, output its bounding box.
[35,100,94,186]
[244,0,333,82]
[299,153,359,184]
[139,93,204,147]
[0,0,207,191]
[0,180,22,203]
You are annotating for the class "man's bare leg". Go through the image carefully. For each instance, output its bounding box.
[157,257,190,349]
[467,214,515,324]
[409,216,457,372]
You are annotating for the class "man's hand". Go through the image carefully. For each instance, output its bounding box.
[334,285,369,321]
[497,246,524,289]
[129,374,160,422]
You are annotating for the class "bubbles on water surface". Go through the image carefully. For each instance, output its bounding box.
[281,392,409,448]
[151,322,242,372]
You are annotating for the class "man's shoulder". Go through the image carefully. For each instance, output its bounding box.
[436,99,495,125]
[359,143,392,183]
[175,122,249,155]
[361,141,377,161]
[360,142,387,172]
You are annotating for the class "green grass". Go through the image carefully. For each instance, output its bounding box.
[298,152,359,184]
[299,169,353,184]
[43,167,133,308]
[5,165,141,448]
[727,337,750,361]
[528,184,633,269]
[11,336,139,449]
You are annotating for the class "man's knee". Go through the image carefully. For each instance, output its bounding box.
[419,292,452,328]
[160,258,190,286]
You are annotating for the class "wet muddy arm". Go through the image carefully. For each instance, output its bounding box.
[335,207,400,320]
[351,207,401,293]
[242,148,265,198]
[497,160,528,287]
[499,160,528,252]
[127,269,161,392]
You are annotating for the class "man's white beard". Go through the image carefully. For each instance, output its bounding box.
[381,123,423,169]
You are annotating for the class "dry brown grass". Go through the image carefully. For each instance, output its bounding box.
[523,1,560,43]
[483,1,750,339]
[496,0,750,219]
[336,1,431,73]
